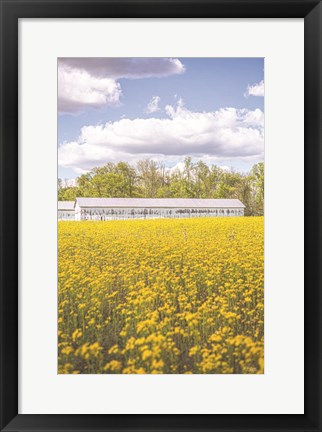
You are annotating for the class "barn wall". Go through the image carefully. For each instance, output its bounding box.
[58,210,75,221]
[75,206,244,221]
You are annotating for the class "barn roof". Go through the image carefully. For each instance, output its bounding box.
[58,201,75,210]
[75,198,245,208]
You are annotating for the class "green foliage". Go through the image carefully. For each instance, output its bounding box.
[58,187,80,201]
[58,158,264,216]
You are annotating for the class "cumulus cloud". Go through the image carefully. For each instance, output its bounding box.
[58,100,264,173]
[244,80,264,97]
[167,162,185,174]
[245,80,265,97]
[58,66,122,113]
[58,58,185,113]
[59,58,185,79]
[146,96,161,114]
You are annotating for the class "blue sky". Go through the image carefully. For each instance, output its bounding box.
[58,58,264,179]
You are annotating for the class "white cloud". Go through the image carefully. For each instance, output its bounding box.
[58,101,264,173]
[218,165,230,172]
[166,162,185,174]
[58,67,122,113]
[58,58,185,113]
[60,178,77,187]
[59,58,185,79]
[145,96,161,114]
[244,80,264,97]
[165,97,185,117]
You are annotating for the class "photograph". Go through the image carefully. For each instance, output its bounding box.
[58,57,264,374]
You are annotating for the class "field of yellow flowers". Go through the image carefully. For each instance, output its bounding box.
[58,217,264,374]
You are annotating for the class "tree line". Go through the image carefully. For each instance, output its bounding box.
[58,158,264,216]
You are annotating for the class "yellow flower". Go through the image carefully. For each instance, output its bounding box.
[72,329,82,342]
[58,217,264,374]
[142,350,153,361]
[104,360,122,372]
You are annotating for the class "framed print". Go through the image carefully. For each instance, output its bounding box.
[0,0,321,431]
[57,56,264,376]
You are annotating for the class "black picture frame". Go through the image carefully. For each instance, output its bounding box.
[0,1,321,431]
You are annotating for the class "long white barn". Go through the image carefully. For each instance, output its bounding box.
[72,198,245,221]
